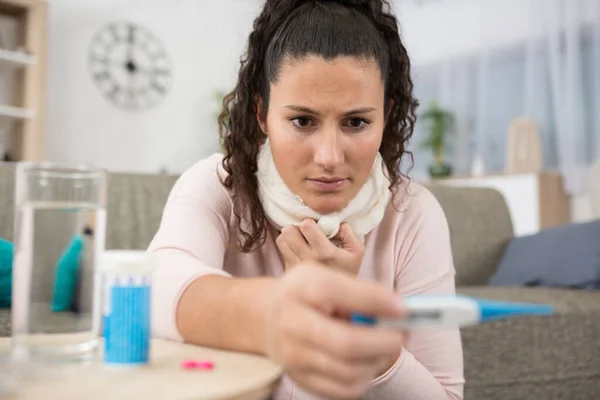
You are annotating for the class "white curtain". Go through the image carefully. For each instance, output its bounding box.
[410,0,600,196]
[593,0,600,160]
[543,0,588,194]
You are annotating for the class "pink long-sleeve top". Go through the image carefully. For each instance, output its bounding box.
[148,154,465,400]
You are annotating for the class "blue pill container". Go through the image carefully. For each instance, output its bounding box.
[100,251,153,366]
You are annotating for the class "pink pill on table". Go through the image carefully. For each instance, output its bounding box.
[181,359,215,371]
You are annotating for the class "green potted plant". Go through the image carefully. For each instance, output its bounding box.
[212,90,229,154]
[212,90,228,123]
[420,100,454,178]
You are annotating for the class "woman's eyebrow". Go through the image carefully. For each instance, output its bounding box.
[284,105,377,116]
[342,107,377,116]
[284,105,318,115]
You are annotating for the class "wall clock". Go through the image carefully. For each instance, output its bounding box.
[88,21,172,111]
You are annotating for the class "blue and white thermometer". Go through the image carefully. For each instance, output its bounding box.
[352,295,555,329]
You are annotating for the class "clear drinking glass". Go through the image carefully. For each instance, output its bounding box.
[11,163,106,363]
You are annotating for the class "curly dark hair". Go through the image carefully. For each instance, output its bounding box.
[218,0,418,252]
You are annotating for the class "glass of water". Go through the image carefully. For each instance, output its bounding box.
[11,163,106,363]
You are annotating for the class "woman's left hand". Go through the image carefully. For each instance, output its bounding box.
[276,219,364,275]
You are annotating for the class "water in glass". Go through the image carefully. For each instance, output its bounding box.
[11,164,106,363]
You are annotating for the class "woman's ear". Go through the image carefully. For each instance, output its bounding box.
[385,99,394,122]
[256,97,268,135]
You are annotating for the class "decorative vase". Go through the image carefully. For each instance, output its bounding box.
[471,154,486,177]
[428,162,453,178]
[505,117,543,173]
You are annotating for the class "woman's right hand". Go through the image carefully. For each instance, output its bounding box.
[262,262,405,399]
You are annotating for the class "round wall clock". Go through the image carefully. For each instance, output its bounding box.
[88,21,172,111]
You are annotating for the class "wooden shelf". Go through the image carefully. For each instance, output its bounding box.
[0,0,47,161]
[0,104,34,119]
[0,48,35,66]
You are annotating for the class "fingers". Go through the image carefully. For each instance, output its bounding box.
[280,307,396,397]
[276,235,299,266]
[278,226,312,260]
[335,222,363,253]
[300,307,403,361]
[298,219,334,258]
[276,266,404,399]
[286,333,379,384]
[280,221,361,269]
[289,263,404,319]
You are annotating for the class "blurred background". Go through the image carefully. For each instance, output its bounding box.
[1,0,600,230]
[1,2,600,398]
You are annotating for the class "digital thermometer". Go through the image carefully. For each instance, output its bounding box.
[352,295,555,329]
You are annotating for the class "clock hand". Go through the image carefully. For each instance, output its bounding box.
[91,56,123,68]
[134,65,169,76]
[128,25,135,55]
[127,69,136,109]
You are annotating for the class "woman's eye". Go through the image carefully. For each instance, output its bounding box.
[348,118,368,129]
[291,117,312,128]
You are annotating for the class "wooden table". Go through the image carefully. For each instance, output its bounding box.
[0,338,282,399]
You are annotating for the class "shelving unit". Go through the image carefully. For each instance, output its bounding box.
[0,0,47,162]
[0,47,35,66]
[0,104,34,119]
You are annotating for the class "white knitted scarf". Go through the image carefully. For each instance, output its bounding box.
[256,139,391,240]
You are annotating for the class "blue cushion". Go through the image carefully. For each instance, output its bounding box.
[51,235,84,312]
[489,220,600,289]
[0,238,12,308]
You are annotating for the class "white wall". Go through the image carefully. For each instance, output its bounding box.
[44,0,262,173]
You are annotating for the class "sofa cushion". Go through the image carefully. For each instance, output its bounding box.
[427,185,514,285]
[106,172,178,250]
[457,286,600,400]
[489,220,600,289]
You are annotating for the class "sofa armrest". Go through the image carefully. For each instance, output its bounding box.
[427,184,514,285]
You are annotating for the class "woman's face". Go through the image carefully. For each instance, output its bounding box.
[259,55,386,214]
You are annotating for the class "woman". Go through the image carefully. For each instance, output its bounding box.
[149,0,464,399]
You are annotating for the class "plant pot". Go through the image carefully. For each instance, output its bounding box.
[428,162,453,179]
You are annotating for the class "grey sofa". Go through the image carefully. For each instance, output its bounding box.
[1,162,599,399]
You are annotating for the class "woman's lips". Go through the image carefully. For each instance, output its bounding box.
[307,178,348,191]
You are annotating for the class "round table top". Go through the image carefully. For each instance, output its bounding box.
[0,338,282,400]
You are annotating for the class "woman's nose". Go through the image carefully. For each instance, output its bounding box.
[313,131,344,170]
